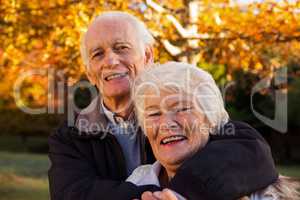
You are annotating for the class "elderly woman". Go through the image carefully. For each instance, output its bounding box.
[127,62,299,200]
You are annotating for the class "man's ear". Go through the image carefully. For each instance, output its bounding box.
[86,70,97,85]
[144,45,154,65]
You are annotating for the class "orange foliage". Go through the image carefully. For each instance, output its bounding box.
[0,0,300,107]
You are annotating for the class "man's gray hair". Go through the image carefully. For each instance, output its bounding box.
[80,11,155,69]
[132,61,229,134]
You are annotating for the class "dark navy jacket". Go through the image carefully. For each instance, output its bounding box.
[48,98,277,200]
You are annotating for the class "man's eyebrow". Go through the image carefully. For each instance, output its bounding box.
[114,41,131,45]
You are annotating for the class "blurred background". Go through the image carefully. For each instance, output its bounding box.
[1,0,300,199]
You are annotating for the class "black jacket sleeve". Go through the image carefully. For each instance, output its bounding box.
[48,124,159,200]
[169,121,278,200]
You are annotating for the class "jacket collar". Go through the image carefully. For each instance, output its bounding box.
[73,96,141,140]
[74,96,110,135]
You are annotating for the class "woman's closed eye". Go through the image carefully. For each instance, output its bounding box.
[146,111,161,117]
[176,106,192,113]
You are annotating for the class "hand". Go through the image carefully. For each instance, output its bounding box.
[131,191,158,200]
[140,189,179,200]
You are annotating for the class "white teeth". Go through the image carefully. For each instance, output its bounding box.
[161,136,186,144]
[106,73,127,81]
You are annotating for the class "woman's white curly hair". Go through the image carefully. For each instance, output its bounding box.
[239,176,300,200]
[132,61,229,135]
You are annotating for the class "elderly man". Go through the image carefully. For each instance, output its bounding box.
[48,11,278,200]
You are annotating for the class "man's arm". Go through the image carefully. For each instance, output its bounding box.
[48,124,159,200]
[169,121,278,200]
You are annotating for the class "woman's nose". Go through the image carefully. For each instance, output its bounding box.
[159,113,178,131]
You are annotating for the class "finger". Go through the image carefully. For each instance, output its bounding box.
[141,191,159,200]
[153,191,163,199]
[161,189,178,200]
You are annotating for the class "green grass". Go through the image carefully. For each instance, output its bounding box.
[0,151,49,200]
[0,151,299,200]
[277,165,300,179]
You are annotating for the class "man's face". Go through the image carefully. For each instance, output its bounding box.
[85,17,152,100]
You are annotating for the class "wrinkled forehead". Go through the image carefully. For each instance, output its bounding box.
[85,17,140,48]
[142,86,194,109]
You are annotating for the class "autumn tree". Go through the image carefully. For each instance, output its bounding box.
[0,0,299,109]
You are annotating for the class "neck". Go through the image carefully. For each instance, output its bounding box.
[158,167,169,188]
[158,165,180,188]
[165,166,178,181]
[102,95,132,119]
[162,164,180,182]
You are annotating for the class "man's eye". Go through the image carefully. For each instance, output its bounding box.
[92,52,103,59]
[115,46,128,51]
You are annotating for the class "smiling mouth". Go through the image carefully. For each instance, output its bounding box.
[160,135,187,145]
[104,72,128,81]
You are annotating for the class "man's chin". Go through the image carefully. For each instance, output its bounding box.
[102,86,130,97]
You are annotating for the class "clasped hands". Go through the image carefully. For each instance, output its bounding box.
[133,189,180,200]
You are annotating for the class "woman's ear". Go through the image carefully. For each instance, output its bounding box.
[144,45,154,65]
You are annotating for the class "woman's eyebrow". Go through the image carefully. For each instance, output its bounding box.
[169,100,191,108]
[145,105,159,111]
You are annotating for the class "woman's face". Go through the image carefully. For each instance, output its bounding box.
[143,88,210,172]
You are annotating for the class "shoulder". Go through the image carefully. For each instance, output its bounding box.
[75,97,104,131]
[126,164,153,182]
[48,121,88,157]
[48,121,75,147]
[211,120,265,141]
[225,120,258,134]
[48,120,103,156]
[126,162,161,187]
[250,176,300,200]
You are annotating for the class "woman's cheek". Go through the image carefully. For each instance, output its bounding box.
[146,118,159,134]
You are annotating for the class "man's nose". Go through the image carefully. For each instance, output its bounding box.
[102,50,120,68]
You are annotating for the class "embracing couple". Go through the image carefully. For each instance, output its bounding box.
[48,11,299,200]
